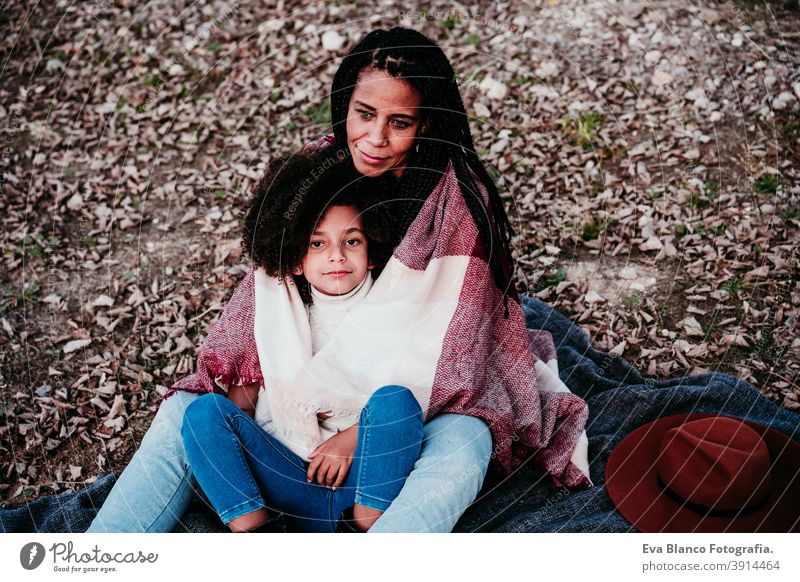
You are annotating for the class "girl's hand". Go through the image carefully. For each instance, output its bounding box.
[306,425,358,489]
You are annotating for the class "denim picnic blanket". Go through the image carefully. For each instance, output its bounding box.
[3,294,798,533]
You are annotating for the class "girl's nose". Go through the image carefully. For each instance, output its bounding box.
[328,248,345,262]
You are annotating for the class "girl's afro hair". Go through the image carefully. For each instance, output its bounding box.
[241,149,396,303]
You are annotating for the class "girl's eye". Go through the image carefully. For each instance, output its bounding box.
[345,239,362,247]
[309,241,324,249]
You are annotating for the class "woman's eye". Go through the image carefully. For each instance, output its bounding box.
[390,119,411,130]
[358,110,374,120]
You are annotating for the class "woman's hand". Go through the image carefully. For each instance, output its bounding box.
[306,424,358,489]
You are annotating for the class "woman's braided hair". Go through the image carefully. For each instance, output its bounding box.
[330,27,517,316]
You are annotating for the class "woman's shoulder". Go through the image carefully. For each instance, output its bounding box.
[299,134,335,156]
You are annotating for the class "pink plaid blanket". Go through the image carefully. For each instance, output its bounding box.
[166,162,591,488]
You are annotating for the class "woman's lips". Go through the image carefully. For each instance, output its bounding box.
[356,147,388,166]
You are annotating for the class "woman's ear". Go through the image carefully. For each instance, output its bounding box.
[419,117,430,135]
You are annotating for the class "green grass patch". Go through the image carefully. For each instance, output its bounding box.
[0,282,41,312]
[722,278,747,295]
[304,100,331,126]
[753,173,779,195]
[561,111,603,150]
[624,291,644,310]
[581,218,612,241]
[534,267,566,293]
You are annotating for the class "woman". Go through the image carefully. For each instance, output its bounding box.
[88,27,532,533]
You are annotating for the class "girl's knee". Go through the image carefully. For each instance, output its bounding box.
[182,393,232,437]
[365,385,422,424]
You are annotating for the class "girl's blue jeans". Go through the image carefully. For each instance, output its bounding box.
[181,386,424,532]
[87,390,492,532]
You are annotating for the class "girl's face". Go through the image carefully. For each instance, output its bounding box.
[293,205,374,296]
[345,68,425,178]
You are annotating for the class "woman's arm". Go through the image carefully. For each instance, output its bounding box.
[227,383,260,417]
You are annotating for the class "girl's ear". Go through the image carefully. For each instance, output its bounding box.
[367,261,375,271]
[292,265,303,276]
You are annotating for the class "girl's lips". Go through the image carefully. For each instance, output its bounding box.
[326,271,351,278]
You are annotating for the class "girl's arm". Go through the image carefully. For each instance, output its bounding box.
[227,383,260,417]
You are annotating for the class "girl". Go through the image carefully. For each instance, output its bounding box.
[182,153,423,532]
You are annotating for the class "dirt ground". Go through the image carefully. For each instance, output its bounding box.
[1,0,798,507]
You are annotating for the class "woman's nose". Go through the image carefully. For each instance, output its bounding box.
[366,121,388,147]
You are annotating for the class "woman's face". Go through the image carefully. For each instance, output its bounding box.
[345,68,424,178]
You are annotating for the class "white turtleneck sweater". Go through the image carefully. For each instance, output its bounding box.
[267,271,371,439]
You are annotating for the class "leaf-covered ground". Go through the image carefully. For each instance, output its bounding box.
[1,0,798,506]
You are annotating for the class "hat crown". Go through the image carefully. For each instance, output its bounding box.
[657,417,772,512]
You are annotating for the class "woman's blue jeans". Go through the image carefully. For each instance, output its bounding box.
[182,386,424,532]
[87,390,492,532]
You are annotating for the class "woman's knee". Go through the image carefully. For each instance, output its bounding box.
[424,414,492,471]
[365,385,422,424]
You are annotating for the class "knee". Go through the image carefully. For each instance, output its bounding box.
[181,393,232,439]
[365,385,422,425]
[429,414,492,475]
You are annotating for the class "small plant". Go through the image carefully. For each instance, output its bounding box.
[442,14,460,30]
[711,224,727,236]
[0,282,41,312]
[207,43,222,54]
[624,291,643,310]
[465,34,481,45]
[673,223,689,238]
[304,100,331,126]
[722,278,747,295]
[753,173,779,195]
[780,208,798,220]
[561,111,603,150]
[687,193,711,210]
[581,218,612,241]
[533,267,566,293]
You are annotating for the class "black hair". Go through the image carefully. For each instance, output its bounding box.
[330,27,517,316]
[241,150,395,304]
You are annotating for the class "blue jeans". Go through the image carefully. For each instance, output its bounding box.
[182,386,423,532]
[87,391,491,532]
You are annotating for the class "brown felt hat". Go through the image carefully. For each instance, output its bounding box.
[605,413,800,532]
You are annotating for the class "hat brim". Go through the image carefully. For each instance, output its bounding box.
[606,412,800,532]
